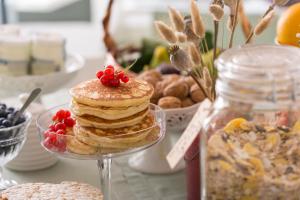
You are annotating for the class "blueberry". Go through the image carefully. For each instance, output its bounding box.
[16,116,26,125]
[0,103,6,110]
[0,117,5,124]
[0,110,7,118]
[2,120,12,127]
[7,107,15,113]
[7,113,15,121]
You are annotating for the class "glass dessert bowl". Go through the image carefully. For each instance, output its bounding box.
[0,112,31,190]
[36,103,165,199]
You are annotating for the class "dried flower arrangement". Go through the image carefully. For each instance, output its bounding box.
[154,0,289,102]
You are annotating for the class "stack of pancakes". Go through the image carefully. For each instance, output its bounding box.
[68,78,155,155]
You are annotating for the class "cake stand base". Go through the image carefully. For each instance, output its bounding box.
[128,133,185,174]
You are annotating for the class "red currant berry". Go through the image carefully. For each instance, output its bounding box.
[96,71,104,79]
[121,76,129,83]
[55,122,66,131]
[48,133,57,143]
[104,67,114,76]
[43,137,54,149]
[56,109,66,121]
[107,74,114,80]
[101,76,109,85]
[56,129,66,135]
[106,65,114,69]
[65,110,71,118]
[48,124,55,131]
[117,71,124,80]
[64,117,76,127]
[44,129,53,138]
[52,115,58,121]
[109,79,120,87]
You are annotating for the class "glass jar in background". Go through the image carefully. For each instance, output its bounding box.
[201,44,300,200]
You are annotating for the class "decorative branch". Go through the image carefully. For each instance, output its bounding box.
[209,1,224,61]
[228,0,241,48]
[102,0,118,57]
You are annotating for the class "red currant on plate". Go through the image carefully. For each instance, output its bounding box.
[121,76,129,83]
[96,65,130,87]
[64,117,76,127]
[110,79,120,87]
[104,67,114,76]
[117,71,124,79]
[96,71,104,79]
[56,129,66,135]
[55,122,66,131]
[101,76,109,85]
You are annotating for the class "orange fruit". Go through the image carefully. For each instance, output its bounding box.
[276,3,300,47]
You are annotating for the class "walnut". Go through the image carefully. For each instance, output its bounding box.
[190,84,206,102]
[181,97,194,107]
[138,70,162,87]
[142,75,158,87]
[139,69,162,80]
[163,81,189,99]
[156,79,171,93]
[162,74,180,83]
[158,96,181,109]
[151,88,163,104]
[180,76,195,88]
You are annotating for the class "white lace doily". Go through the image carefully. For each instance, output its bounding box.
[165,103,201,132]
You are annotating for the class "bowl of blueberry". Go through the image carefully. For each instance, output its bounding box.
[0,102,31,190]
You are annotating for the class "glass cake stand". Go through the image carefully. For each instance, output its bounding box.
[36,103,166,200]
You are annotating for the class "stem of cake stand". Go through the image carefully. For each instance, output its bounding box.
[97,158,112,200]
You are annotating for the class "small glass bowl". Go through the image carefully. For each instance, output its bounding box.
[0,112,31,190]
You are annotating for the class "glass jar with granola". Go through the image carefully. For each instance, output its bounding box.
[201,44,300,200]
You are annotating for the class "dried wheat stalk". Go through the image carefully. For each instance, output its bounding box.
[188,43,202,66]
[209,4,224,21]
[168,7,185,32]
[254,10,274,35]
[176,32,187,43]
[154,21,177,43]
[209,0,224,61]
[228,0,241,48]
[190,0,205,39]
[245,6,275,43]
[238,0,252,39]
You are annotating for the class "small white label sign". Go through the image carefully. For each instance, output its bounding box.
[166,99,211,169]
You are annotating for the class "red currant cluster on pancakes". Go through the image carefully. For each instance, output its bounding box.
[43,109,76,152]
[96,65,129,87]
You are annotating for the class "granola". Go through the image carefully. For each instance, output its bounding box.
[206,118,300,200]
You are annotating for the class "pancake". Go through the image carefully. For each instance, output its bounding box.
[70,79,153,107]
[73,113,155,149]
[75,108,149,129]
[66,136,98,155]
[71,99,149,120]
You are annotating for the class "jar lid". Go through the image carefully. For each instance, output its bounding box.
[215,44,300,106]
